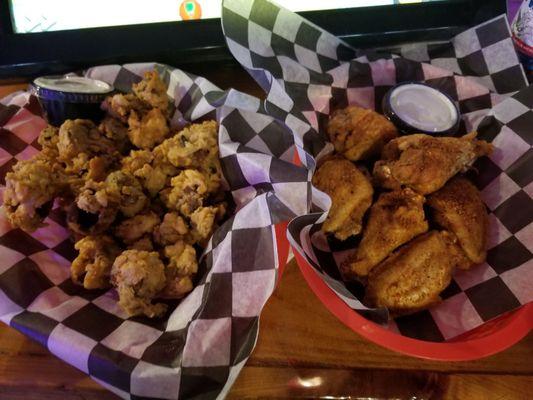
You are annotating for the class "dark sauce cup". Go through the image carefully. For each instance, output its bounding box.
[31,76,114,126]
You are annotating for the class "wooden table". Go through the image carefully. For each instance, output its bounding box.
[0,68,531,399]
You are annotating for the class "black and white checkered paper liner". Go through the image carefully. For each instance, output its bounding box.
[222,0,532,341]
[0,62,309,399]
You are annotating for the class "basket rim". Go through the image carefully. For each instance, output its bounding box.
[293,248,533,361]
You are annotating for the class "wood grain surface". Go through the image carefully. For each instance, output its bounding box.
[0,68,531,399]
[0,261,531,399]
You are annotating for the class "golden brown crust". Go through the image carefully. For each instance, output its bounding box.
[373,132,493,195]
[427,176,487,266]
[312,157,373,240]
[71,235,121,290]
[327,106,398,161]
[127,108,170,149]
[342,188,428,279]
[111,250,168,318]
[3,155,65,232]
[364,231,462,316]
[4,70,227,318]
[115,211,160,244]
[132,71,170,112]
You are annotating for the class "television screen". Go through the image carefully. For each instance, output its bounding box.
[9,0,428,34]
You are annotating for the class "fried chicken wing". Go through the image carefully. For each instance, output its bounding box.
[111,250,168,318]
[373,131,493,195]
[327,106,398,161]
[342,188,428,279]
[312,157,373,240]
[3,156,65,232]
[428,176,487,266]
[115,211,160,244]
[365,231,465,316]
[71,235,121,289]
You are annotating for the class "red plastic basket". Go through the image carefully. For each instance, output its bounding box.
[294,249,533,361]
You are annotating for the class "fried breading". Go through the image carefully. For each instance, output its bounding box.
[57,119,116,162]
[37,126,60,157]
[3,155,65,232]
[327,106,398,161]
[428,176,487,266]
[115,211,160,244]
[127,108,169,149]
[160,241,198,299]
[342,188,428,279]
[69,179,118,235]
[111,250,168,318]
[103,93,149,123]
[123,151,171,198]
[167,169,208,216]
[156,120,218,169]
[189,205,225,244]
[3,69,227,318]
[128,236,155,252]
[154,212,189,246]
[104,171,148,217]
[365,231,464,316]
[373,131,492,195]
[98,117,130,154]
[71,235,121,290]
[132,71,170,112]
[312,157,373,240]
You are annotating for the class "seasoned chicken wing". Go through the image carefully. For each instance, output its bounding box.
[342,188,428,279]
[373,131,492,195]
[111,250,168,318]
[71,235,121,290]
[428,176,487,266]
[3,156,65,232]
[312,157,373,240]
[365,231,466,316]
[327,106,398,161]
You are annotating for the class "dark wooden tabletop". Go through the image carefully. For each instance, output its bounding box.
[0,67,531,400]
